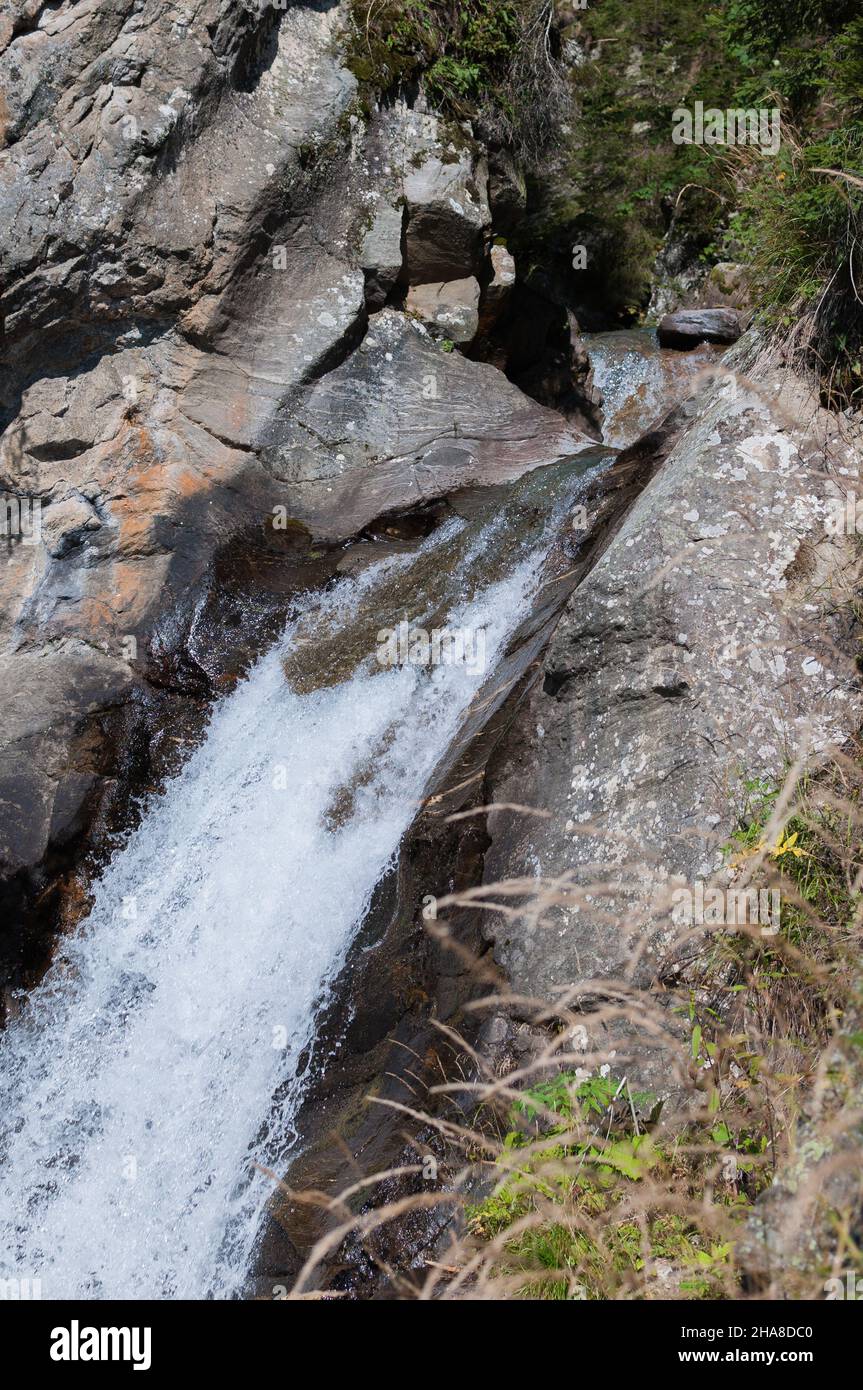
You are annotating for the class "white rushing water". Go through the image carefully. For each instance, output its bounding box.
[0,510,554,1300]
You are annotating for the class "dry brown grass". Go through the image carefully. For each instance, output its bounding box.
[263,741,863,1301]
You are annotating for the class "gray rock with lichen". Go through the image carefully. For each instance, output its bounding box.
[0,6,590,884]
[483,364,863,1000]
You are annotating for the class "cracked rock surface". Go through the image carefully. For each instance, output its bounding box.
[483,369,863,1002]
[0,1,589,881]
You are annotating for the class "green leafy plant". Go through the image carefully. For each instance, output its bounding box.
[512,1070,652,1122]
[347,0,567,156]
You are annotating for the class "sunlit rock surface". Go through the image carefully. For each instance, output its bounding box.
[0,3,591,882]
[585,327,719,448]
[483,367,863,1006]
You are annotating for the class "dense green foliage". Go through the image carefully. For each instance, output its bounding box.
[348,0,517,101]
[555,0,862,392]
[349,0,863,402]
[347,1,566,153]
[466,1071,741,1299]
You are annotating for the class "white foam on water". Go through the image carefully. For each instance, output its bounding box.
[0,516,551,1300]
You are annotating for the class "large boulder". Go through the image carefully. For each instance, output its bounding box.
[402,118,491,283]
[658,307,743,348]
[255,308,592,539]
[481,364,862,1010]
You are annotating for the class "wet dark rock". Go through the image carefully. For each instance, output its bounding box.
[657,307,742,349]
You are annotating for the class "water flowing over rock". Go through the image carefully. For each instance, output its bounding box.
[0,458,599,1299]
[0,1,610,1295]
[2,0,863,1307]
[0,4,593,900]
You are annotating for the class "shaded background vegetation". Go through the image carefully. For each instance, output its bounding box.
[349,0,863,406]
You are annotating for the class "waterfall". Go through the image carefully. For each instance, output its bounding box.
[0,480,582,1300]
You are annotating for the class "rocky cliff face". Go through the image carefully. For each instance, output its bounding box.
[483,366,862,1011]
[0,1,592,946]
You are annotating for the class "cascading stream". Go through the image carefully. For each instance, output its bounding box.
[0,463,593,1300]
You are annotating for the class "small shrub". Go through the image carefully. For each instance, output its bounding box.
[347,0,569,157]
